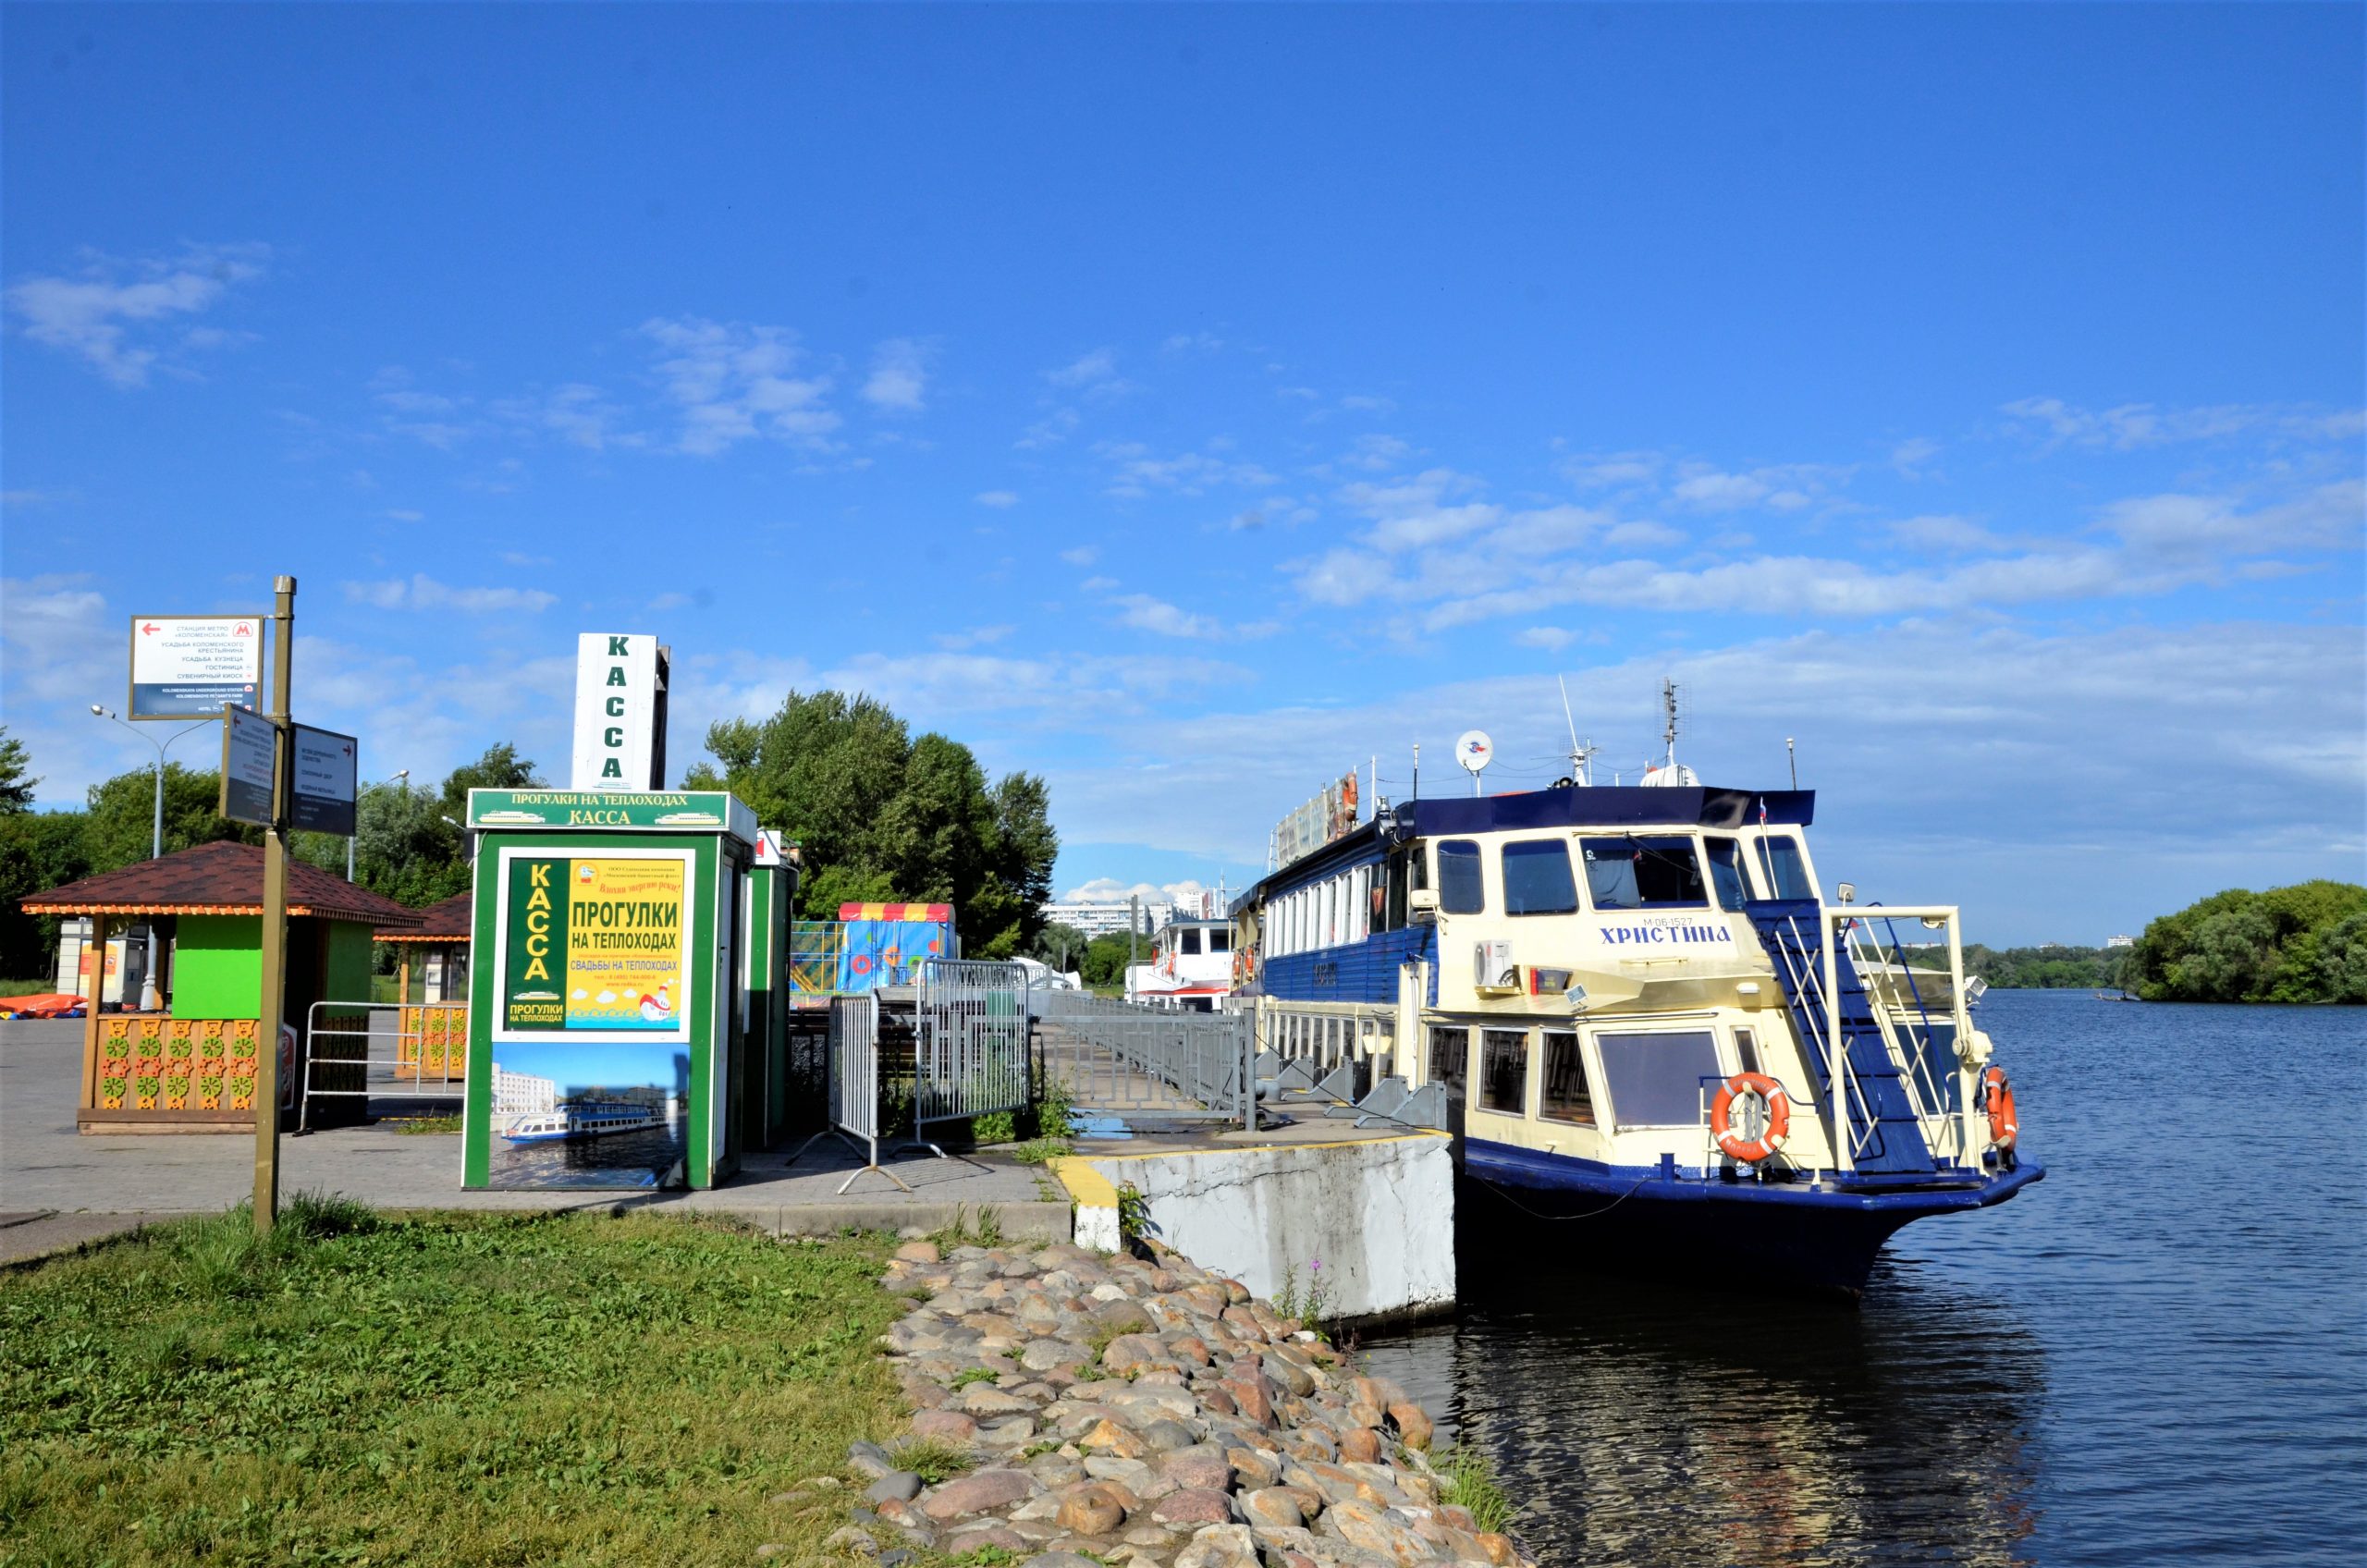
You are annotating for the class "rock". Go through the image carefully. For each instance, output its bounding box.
[1022,1555,1107,1568]
[846,1440,895,1480]
[1385,1403,1434,1452]
[1139,1417,1196,1452]
[821,1524,880,1557]
[1022,1338,1091,1373]
[1475,1531,1520,1565]
[1082,1455,1153,1488]
[893,1241,941,1263]
[1173,1522,1262,1568]
[865,1471,924,1504]
[1239,1487,1306,1530]
[1153,1488,1237,1525]
[1054,1481,1129,1536]
[1340,1427,1382,1464]
[1226,1446,1282,1489]
[1079,1418,1150,1459]
[877,1552,916,1568]
[1093,1300,1156,1335]
[917,1468,1035,1521]
[945,1523,1029,1554]
[910,1408,979,1441]
[1158,1444,1235,1494]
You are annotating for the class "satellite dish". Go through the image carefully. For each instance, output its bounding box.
[1455,730,1494,775]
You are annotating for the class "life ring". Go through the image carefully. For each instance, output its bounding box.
[1983,1066,2018,1151]
[1709,1072,1791,1164]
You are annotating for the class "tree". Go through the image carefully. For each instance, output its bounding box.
[292,743,542,906]
[693,690,1059,954]
[0,809,91,980]
[82,763,260,873]
[1030,921,1090,972]
[1080,932,1135,990]
[0,727,36,814]
[2128,881,2367,1003]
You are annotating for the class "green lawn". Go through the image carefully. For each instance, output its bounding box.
[0,1201,907,1566]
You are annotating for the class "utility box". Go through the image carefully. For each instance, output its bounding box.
[744,828,797,1149]
[460,789,760,1191]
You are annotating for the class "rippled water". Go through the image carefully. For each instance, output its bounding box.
[1363,992,2366,1567]
[487,1119,682,1189]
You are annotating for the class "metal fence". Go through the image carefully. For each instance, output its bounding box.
[914,959,1031,1144]
[1038,988,1254,1128]
[793,991,902,1193]
[1262,1003,1393,1074]
[297,1000,467,1133]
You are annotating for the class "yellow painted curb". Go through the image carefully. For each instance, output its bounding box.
[1046,1155,1121,1211]
[1077,1131,1449,1165]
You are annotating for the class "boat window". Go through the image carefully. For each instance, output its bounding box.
[1579,836,1709,910]
[1438,840,1485,914]
[1539,1030,1594,1124]
[1501,839,1579,915]
[1756,834,1819,900]
[1428,1025,1467,1093]
[1479,1028,1528,1114]
[1385,850,1409,930]
[1209,928,1229,953]
[1179,928,1202,955]
[1732,1026,1760,1077]
[1594,1029,1723,1127]
[1704,838,1753,910]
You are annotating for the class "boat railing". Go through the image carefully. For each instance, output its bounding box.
[1258,999,1393,1076]
[1840,906,1982,1170]
[1758,913,1887,1173]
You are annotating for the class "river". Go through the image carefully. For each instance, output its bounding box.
[1359,990,2365,1567]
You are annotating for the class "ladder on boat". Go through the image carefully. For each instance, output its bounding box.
[1746,900,1936,1176]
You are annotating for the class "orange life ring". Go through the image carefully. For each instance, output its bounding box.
[1983,1066,2018,1151]
[1709,1072,1791,1164]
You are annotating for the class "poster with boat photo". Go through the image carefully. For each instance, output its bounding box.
[480,849,696,1189]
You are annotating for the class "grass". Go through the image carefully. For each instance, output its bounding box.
[879,1436,975,1486]
[0,978,67,999]
[1431,1441,1519,1535]
[389,1113,462,1135]
[0,1198,908,1566]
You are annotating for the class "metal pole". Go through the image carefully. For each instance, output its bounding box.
[253,574,296,1234]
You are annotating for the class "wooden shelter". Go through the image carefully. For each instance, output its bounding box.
[20,841,419,1133]
[375,888,472,1082]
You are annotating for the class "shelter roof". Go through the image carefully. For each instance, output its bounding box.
[20,840,422,927]
[377,888,473,942]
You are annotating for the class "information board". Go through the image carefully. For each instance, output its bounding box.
[220,705,278,827]
[289,725,358,835]
[129,615,264,719]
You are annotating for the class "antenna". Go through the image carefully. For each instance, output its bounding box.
[1786,736,1797,790]
[1556,675,1597,787]
[1661,678,1682,770]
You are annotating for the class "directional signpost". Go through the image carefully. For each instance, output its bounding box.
[129,615,264,718]
[220,704,278,827]
[289,725,359,835]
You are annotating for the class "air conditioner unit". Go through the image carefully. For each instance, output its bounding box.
[1474,940,1517,993]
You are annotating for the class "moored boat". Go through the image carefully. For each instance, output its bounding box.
[499,1101,663,1143]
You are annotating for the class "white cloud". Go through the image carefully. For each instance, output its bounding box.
[6,242,269,386]
[640,316,839,457]
[341,574,558,613]
[1098,442,1280,499]
[383,508,425,523]
[1892,436,1942,473]
[975,490,1020,508]
[1110,594,1224,640]
[1999,396,2366,452]
[932,625,1014,652]
[1339,395,1396,415]
[1061,546,1100,568]
[862,337,930,413]
[1048,348,1122,391]
[1056,876,1220,908]
[1079,575,1120,592]
[1516,627,1578,650]
[1016,408,1080,449]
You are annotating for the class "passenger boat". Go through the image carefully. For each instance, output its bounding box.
[1124,916,1237,1011]
[499,1101,662,1143]
[1231,736,2042,1295]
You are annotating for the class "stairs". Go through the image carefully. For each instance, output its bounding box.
[1746,900,1935,1175]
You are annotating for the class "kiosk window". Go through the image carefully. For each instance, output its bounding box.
[1480,1029,1528,1114]
[1539,1031,1594,1124]
[1438,840,1485,914]
[1502,839,1579,915]
[1756,834,1819,900]
[1595,1029,1723,1127]
[1705,838,1753,910]
[1580,837,1710,910]
[1428,1025,1468,1092]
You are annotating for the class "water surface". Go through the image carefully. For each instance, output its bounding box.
[1362,992,2365,1566]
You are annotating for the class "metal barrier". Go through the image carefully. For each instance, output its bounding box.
[1038,988,1254,1128]
[1262,1002,1392,1074]
[297,1000,467,1133]
[914,959,1032,1146]
[791,991,904,1193]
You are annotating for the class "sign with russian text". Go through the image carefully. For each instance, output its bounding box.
[570,632,664,790]
[220,705,278,827]
[288,724,358,835]
[129,614,264,719]
[497,851,693,1041]
[466,789,757,844]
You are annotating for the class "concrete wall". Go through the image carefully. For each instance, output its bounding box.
[172,914,260,1016]
[1058,1133,1455,1322]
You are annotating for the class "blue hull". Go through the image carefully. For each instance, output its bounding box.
[1462,1138,2044,1296]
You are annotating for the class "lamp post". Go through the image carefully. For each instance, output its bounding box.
[349,769,411,881]
[88,705,216,1012]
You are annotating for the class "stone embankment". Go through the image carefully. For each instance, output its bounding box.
[831,1237,1537,1568]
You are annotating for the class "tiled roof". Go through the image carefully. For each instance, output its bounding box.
[377,888,473,942]
[21,839,422,927]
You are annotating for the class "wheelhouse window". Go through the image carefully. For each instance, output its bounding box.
[1428,1025,1468,1093]
[1594,1029,1723,1127]
[1705,838,1753,911]
[1580,837,1710,910]
[1209,928,1230,953]
[1501,839,1579,916]
[1539,1030,1594,1124]
[1732,1025,1760,1077]
[1178,928,1202,955]
[1479,1028,1528,1115]
[1438,839,1485,914]
[1756,833,1819,900]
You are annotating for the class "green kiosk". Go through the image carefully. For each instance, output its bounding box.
[460,789,779,1192]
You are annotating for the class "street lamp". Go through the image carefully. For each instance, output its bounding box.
[350,769,411,881]
[89,704,217,1011]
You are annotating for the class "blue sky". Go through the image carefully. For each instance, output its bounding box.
[5,5,2361,944]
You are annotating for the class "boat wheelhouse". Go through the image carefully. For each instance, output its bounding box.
[1124,916,1236,1011]
[1233,781,2040,1294]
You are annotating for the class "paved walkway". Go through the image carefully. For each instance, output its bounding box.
[0,1020,1067,1265]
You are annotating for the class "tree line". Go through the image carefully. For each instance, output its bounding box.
[2123,880,2366,1004]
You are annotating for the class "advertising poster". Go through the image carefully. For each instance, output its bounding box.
[486,851,694,1189]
